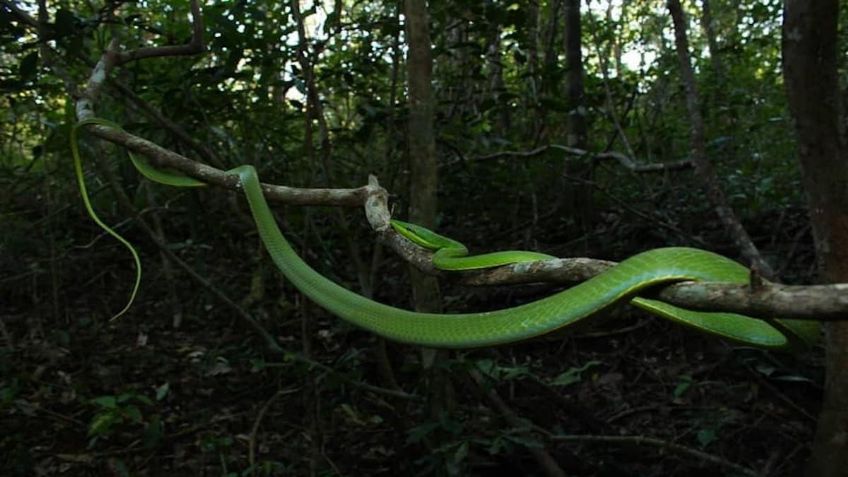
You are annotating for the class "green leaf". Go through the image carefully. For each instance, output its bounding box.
[501,365,530,381]
[506,434,543,449]
[142,415,163,448]
[250,358,266,372]
[754,363,775,376]
[91,396,117,409]
[452,441,469,465]
[122,405,143,423]
[673,375,693,399]
[551,361,601,386]
[486,436,507,455]
[115,392,149,405]
[475,359,495,376]
[88,411,120,436]
[406,422,440,444]
[155,383,170,401]
[697,428,717,448]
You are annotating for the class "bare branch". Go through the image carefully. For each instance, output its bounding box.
[656,280,848,321]
[76,38,121,119]
[468,369,567,477]
[452,144,694,172]
[63,5,848,326]
[2,1,39,28]
[73,39,378,206]
[107,79,224,167]
[114,0,205,65]
[460,256,617,286]
[82,124,376,207]
[455,253,846,321]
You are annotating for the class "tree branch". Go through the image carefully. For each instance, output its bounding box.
[65,5,848,332]
[113,0,205,65]
[455,254,848,321]
[452,143,694,172]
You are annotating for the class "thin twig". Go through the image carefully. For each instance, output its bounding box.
[468,369,567,477]
[43,0,848,329]
[114,0,205,65]
[448,143,693,172]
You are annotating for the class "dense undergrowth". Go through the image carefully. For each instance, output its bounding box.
[1,173,822,475]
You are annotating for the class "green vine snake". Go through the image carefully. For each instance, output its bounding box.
[72,117,819,350]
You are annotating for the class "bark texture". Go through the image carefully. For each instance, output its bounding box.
[403,0,448,420]
[782,2,848,475]
[403,0,441,312]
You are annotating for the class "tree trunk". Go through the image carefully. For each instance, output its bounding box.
[562,0,594,231]
[404,0,449,417]
[782,2,846,476]
[697,0,739,201]
[698,0,724,80]
[542,0,562,94]
[403,0,439,303]
[667,0,774,277]
[526,0,542,142]
[484,1,510,134]
[564,0,586,150]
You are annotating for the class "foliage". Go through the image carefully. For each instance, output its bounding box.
[0,0,831,475]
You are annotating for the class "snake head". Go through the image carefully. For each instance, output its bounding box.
[390,219,460,251]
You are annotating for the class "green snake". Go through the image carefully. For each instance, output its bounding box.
[73,118,819,350]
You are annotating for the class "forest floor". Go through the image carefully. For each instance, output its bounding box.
[1,206,824,476]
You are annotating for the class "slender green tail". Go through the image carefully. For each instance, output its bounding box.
[72,118,205,320]
[72,118,143,320]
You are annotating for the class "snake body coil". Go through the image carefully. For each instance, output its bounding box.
[73,119,819,350]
